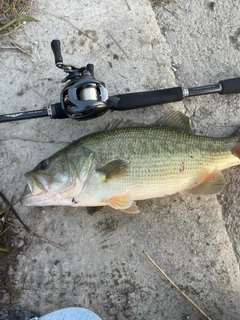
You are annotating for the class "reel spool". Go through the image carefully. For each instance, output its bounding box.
[52,40,109,120]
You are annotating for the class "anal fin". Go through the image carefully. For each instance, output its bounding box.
[186,170,225,196]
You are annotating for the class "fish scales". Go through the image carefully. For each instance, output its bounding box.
[21,112,240,213]
[76,126,239,200]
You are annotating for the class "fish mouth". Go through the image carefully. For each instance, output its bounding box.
[26,173,51,196]
[21,173,77,207]
[21,173,52,206]
[22,173,57,206]
[21,190,54,206]
[21,185,73,207]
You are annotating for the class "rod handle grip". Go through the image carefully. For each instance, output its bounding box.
[219,77,240,94]
[51,39,63,65]
[109,87,183,111]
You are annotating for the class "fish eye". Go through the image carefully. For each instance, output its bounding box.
[40,160,49,170]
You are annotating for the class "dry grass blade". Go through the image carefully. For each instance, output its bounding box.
[6,221,66,251]
[0,136,70,144]
[143,251,213,320]
[0,191,30,232]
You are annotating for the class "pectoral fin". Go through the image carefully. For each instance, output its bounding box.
[186,170,225,196]
[97,159,129,181]
[107,191,139,214]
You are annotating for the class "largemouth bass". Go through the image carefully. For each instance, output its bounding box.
[21,112,240,213]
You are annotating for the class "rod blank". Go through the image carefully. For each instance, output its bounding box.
[0,109,48,123]
[1,76,240,123]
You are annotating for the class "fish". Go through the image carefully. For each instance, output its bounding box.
[21,112,240,213]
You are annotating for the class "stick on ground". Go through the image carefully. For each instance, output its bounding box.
[143,250,213,320]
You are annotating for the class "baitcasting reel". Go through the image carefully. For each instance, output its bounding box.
[1,39,240,123]
[51,40,109,120]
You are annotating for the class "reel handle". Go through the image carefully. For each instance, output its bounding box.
[51,39,63,66]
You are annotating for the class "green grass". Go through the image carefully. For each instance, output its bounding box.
[0,206,9,215]
[0,206,10,252]
[0,246,9,252]
[0,0,37,34]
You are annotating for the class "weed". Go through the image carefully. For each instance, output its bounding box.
[0,0,37,35]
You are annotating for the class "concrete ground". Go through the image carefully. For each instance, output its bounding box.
[0,0,240,319]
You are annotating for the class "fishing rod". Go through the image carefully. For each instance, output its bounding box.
[1,39,240,123]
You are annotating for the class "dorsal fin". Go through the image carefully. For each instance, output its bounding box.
[105,119,143,130]
[154,111,192,134]
[105,112,192,133]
